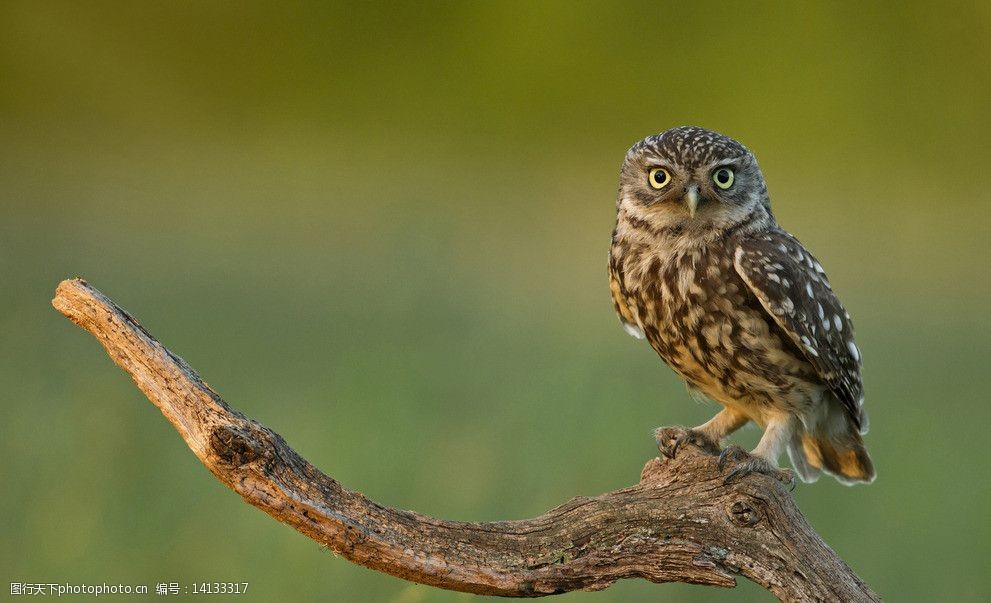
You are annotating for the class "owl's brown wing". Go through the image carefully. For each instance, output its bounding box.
[733,230,866,432]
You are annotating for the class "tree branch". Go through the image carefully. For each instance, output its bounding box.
[52,278,879,601]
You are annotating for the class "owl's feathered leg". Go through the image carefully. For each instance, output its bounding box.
[655,407,748,459]
[720,415,797,489]
[695,407,750,442]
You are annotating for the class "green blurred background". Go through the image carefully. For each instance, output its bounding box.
[2,2,989,601]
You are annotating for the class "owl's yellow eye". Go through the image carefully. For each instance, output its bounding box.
[648,167,671,189]
[713,167,734,189]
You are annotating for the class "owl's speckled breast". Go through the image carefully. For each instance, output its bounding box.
[617,236,819,422]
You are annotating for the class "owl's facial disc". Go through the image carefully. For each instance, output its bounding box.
[619,127,773,235]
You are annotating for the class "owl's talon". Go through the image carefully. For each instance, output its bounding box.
[654,426,685,459]
[718,445,748,471]
[655,426,718,459]
[721,452,796,489]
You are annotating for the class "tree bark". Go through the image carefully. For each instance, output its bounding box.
[51,278,879,601]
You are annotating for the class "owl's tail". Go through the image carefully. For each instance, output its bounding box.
[787,403,876,485]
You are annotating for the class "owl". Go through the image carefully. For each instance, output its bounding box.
[609,126,874,486]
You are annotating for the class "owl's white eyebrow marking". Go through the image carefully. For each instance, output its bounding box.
[847,341,861,361]
[712,156,746,168]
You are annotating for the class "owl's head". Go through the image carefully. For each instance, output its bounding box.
[617,126,773,237]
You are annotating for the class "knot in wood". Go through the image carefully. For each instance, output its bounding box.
[727,499,761,527]
[211,425,259,466]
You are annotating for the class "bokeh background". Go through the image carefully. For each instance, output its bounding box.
[3,2,989,601]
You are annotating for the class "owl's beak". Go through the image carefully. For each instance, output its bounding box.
[684,184,701,218]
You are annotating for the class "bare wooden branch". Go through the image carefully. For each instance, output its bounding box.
[52,278,879,601]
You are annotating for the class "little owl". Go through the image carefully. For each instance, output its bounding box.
[609,126,874,486]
